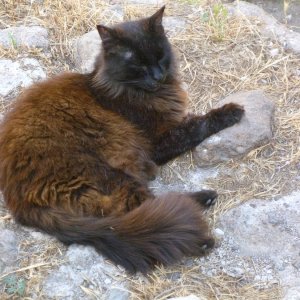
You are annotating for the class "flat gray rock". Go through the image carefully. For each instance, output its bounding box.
[194,90,274,166]
[0,26,49,50]
[0,229,18,273]
[0,58,46,98]
[43,245,128,299]
[104,4,124,22]
[163,16,186,37]
[226,1,300,54]
[73,30,101,74]
[219,191,300,300]
[73,5,123,74]
[107,288,129,300]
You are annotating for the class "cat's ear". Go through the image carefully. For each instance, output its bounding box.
[148,6,165,32]
[96,25,116,44]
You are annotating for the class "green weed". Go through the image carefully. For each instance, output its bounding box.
[203,3,229,42]
[2,274,26,297]
[8,32,18,49]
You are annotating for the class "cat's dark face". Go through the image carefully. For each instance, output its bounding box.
[97,6,174,92]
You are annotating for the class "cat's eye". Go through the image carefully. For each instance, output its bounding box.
[138,66,148,76]
[159,55,168,69]
[156,47,164,59]
[123,51,134,60]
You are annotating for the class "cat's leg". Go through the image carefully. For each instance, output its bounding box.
[152,103,244,165]
[123,159,158,182]
[68,179,154,217]
[102,136,158,182]
[80,181,154,217]
[116,178,155,212]
[37,154,156,219]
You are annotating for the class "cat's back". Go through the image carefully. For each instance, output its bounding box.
[0,71,147,175]
[3,72,92,122]
[0,74,69,158]
[0,71,149,205]
[0,72,102,148]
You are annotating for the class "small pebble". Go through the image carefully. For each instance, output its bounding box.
[214,228,225,238]
[270,48,279,57]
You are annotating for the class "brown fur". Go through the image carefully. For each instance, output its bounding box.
[0,7,244,273]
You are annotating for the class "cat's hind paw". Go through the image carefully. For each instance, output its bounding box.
[199,237,215,254]
[189,190,218,208]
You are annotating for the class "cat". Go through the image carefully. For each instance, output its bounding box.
[0,6,244,274]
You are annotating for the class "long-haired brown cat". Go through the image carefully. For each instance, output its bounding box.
[0,7,244,273]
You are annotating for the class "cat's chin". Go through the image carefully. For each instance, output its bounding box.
[143,87,160,93]
[138,84,161,93]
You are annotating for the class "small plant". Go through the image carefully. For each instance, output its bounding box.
[202,3,229,42]
[2,274,26,297]
[284,0,290,16]
[8,32,18,49]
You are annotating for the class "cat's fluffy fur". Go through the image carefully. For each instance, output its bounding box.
[0,7,244,273]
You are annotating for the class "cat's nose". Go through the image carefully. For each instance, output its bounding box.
[152,67,164,82]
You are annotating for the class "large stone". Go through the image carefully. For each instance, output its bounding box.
[0,58,46,98]
[43,245,127,299]
[107,288,129,300]
[0,229,18,273]
[106,5,124,23]
[73,5,123,74]
[226,1,300,54]
[0,26,49,50]
[73,30,101,74]
[219,191,300,300]
[194,90,274,166]
[163,16,186,37]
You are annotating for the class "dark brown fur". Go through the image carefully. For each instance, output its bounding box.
[0,7,244,273]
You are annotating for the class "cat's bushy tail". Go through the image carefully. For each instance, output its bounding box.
[16,194,213,274]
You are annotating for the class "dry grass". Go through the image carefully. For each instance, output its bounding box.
[1,0,300,299]
[130,265,281,300]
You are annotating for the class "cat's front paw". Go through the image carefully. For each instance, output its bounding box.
[212,103,244,130]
